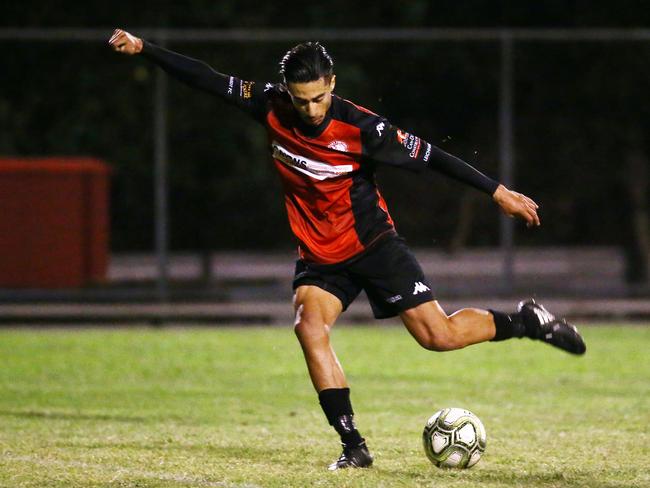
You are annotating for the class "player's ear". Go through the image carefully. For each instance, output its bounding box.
[329,74,336,92]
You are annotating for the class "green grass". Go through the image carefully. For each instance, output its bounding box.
[0,324,648,487]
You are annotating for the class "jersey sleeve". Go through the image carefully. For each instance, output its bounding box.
[140,40,269,123]
[361,116,499,195]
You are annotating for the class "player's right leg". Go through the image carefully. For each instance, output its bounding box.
[293,285,373,470]
[293,285,346,391]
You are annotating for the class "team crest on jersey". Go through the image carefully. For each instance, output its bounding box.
[327,140,348,152]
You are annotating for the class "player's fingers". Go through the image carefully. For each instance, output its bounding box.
[528,207,540,226]
[112,39,131,52]
[109,36,124,48]
[516,203,533,226]
[524,196,539,209]
[109,29,123,44]
[110,33,131,48]
[519,193,536,208]
[515,192,539,210]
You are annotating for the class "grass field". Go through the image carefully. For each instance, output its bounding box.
[0,324,648,487]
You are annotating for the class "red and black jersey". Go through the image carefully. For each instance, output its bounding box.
[142,41,499,265]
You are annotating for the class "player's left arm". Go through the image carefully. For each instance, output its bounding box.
[363,119,540,227]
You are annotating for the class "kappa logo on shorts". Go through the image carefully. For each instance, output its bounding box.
[412,281,430,295]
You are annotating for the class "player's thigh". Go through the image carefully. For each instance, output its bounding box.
[293,285,344,331]
[399,300,451,349]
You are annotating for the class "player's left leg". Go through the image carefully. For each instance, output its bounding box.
[399,300,496,351]
[355,236,585,355]
[400,299,586,355]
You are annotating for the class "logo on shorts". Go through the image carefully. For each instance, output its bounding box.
[376,122,385,137]
[412,282,430,295]
[386,294,403,304]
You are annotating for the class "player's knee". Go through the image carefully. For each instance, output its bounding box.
[293,312,329,342]
[416,321,459,352]
[418,335,454,352]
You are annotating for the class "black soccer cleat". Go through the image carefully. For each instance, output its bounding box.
[328,441,374,471]
[517,299,586,355]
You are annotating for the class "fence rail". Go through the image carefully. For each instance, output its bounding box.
[3,27,650,41]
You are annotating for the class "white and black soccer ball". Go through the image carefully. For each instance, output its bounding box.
[422,407,487,468]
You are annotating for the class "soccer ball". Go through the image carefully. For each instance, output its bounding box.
[422,407,487,468]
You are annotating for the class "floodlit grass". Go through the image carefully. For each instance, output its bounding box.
[0,324,648,487]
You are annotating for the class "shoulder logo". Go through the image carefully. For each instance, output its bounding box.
[264,82,274,92]
[396,129,421,159]
[412,281,430,295]
[375,122,385,137]
[240,81,254,99]
[423,143,432,162]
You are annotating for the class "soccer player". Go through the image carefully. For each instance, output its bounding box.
[109,29,586,470]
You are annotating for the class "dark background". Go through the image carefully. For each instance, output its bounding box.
[1,2,648,282]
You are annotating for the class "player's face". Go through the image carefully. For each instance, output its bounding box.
[286,75,336,126]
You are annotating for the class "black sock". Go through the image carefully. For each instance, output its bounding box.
[489,310,526,341]
[318,388,364,448]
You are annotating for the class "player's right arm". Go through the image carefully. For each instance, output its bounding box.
[108,28,267,121]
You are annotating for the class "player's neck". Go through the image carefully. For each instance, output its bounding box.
[296,109,332,138]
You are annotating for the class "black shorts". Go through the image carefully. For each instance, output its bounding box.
[292,236,435,319]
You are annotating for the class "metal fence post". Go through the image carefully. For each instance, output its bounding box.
[499,34,515,293]
[154,34,169,303]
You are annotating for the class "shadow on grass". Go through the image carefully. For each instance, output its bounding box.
[0,409,150,423]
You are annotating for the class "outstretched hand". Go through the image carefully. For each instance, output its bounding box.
[492,184,541,227]
[108,29,143,55]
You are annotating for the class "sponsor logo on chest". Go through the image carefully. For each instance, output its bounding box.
[271,141,354,181]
